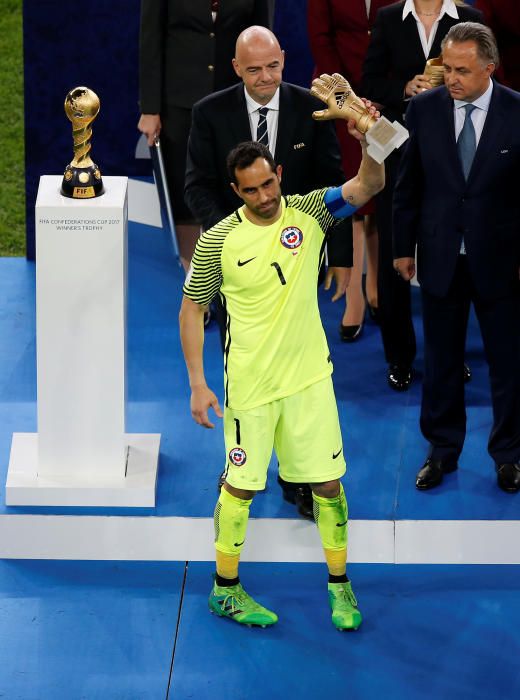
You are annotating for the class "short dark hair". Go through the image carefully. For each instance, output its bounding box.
[441,22,500,68]
[226,141,277,184]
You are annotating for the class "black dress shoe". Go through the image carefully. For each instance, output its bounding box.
[387,364,413,391]
[463,363,471,383]
[339,322,364,342]
[496,463,520,493]
[278,476,314,520]
[416,457,458,490]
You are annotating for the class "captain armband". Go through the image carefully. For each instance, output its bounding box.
[324,186,358,219]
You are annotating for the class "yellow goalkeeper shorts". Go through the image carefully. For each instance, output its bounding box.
[223,376,346,491]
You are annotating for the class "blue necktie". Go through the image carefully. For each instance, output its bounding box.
[457,104,477,180]
[256,107,269,148]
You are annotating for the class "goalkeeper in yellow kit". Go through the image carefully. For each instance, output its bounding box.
[179,74,384,630]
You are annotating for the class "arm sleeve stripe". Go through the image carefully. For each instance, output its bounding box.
[182,217,237,305]
[286,189,336,234]
[324,186,358,219]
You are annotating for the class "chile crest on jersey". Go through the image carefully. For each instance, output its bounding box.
[229,447,247,467]
[280,226,303,250]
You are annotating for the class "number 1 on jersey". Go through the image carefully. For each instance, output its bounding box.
[270,262,286,286]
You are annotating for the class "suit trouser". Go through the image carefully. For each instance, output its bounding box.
[375,148,416,367]
[421,256,520,465]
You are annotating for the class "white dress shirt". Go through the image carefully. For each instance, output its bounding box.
[244,87,280,156]
[453,79,493,146]
[402,0,459,59]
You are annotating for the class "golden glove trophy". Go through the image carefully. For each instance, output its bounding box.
[424,56,445,87]
[61,87,105,198]
[310,73,408,163]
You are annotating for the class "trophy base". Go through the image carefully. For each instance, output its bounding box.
[366,117,409,164]
[61,164,105,199]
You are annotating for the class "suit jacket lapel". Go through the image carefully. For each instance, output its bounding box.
[233,85,253,144]
[429,15,453,59]
[438,88,466,181]
[274,83,296,163]
[402,14,425,63]
[467,83,505,185]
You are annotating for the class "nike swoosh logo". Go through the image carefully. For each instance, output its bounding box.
[237,257,257,267]
[336,521,347,527]
[234,540,245,547]
[332,448,343,459]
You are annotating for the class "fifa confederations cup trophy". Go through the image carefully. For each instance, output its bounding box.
[61,86,105,198]
[424,56,446,87]
[310,73,408,163]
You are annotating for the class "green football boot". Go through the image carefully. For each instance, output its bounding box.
[209,581,278,628]
[328,581,362,631]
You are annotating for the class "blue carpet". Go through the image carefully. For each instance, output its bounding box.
[172,562,520,700]
[0,559,184,700]
[1,559,518,700]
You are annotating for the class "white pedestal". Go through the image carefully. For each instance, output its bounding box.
[5,176,160,507]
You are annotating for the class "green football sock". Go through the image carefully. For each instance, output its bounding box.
[313,483,348,576]
[214,487,252,566]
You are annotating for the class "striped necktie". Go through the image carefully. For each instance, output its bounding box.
[256,107,269,148]
[457,104,477,180]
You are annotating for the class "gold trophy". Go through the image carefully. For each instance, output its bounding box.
[61,87,104,198]
[310,73,408,163]
[424,56,445,87]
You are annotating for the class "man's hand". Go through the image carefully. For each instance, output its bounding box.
[346,101,380,143]
[393,257,416,281]
[138,113,162,146]
[324,266,351,301]
[190,384,223,428]
[405,74,432,97]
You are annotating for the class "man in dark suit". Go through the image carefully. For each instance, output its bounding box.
[185,25,351,517]
[185,25,350,271]
[393,22,520,493]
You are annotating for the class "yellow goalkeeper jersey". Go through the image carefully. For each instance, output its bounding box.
[183,188,337,410]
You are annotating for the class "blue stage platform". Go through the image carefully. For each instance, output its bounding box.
[1,218,519,698]
[1,559,519,699]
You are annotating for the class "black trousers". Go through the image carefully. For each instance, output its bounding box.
[421,256,520,465]
[375,148,416,367]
